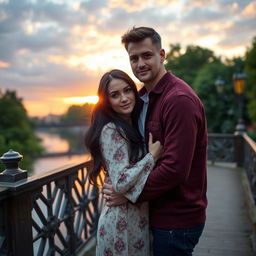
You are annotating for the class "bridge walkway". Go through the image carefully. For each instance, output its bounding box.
[84,163,255,255]
[194,163,254,256]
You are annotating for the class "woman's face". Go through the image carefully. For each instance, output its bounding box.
[107,78,135,121]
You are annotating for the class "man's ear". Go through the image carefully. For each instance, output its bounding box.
[160,49,165,63]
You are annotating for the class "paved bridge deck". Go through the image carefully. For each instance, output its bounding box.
[84,163,255,255]
[194,163,254,256]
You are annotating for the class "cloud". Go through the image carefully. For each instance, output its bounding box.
[0,0,255,116]
[218,17,256,48]
[97,6,176,35]
[183,6,226,24]
[0,0,87,61]
[32,1,87,27]
[80,0,109,12]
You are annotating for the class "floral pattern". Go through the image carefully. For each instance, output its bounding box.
[96,123,155,256]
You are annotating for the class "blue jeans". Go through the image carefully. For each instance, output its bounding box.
[151,223,205,256]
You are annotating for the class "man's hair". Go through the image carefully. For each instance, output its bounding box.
[121,26,162,50]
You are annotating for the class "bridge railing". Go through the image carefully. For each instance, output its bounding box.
[208,132,256,250]
[0,158,104,256]
[0,132,256,255]
[207,133,236,163]
[242,134,256,250]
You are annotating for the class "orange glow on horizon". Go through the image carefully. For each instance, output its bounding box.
[63,96,99,105]
[0,61,10,68]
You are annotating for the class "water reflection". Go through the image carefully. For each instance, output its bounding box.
[32,126,89,176]
[32,154,89,176]
[36,130,69,153]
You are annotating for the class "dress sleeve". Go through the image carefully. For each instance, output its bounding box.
[100,123,155,203]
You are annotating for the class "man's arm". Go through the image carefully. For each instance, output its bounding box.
[137,95,201,202]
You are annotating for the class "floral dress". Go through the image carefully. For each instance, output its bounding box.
[96,122,155,256]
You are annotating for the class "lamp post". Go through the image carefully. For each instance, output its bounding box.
[233,73,246,134]
[215,77,225,94]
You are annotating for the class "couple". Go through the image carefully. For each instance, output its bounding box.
[85,27,208,256]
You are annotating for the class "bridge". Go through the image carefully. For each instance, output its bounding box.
[0,132,255,255]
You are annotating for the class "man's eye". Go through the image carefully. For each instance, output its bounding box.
[130,56,138,62]
[144,53,152,58]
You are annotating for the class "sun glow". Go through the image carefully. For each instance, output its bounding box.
[63,96,99,105]
[0,60,10,68]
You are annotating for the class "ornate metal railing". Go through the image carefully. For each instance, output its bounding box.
[243,134,256,205]
[207,133,236,163]
[242,134,256,250]
[207,132,256,250]
[0,155,104,256]
[0,132,256,255]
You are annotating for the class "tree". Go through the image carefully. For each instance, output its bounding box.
[193,58,244,133]
[165,44,217,87]
[245,36,256,123]
[60,103,94,124]
[0,90,44,171]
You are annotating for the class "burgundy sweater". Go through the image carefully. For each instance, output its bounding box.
[137,72,208,229]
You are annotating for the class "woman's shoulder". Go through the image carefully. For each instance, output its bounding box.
[102,122,116,132]
[101,122,117,138]
[101,122,125,144]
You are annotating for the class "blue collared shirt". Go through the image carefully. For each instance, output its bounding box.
[138,92,149,138]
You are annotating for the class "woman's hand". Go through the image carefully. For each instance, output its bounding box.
[148,133,163,162]
[103,182,128,206]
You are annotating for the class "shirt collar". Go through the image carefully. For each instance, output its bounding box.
[140,92,149,103]
[139,71,173,96]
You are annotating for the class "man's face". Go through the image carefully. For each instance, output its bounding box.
[127,37,165,85]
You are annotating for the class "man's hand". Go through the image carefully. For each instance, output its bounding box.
[102,182,128,206]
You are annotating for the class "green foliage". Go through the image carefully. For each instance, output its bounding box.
[165,44,217,87]
[164,42,249,133]
[245,36,256,123]
[0,90,44,171]
[247,130,256,142]
[193,59,239,133]
[61,103,94,124]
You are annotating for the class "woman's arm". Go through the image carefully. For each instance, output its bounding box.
[100,123,155,203]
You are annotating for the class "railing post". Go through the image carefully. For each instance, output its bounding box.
[7,191,34,256]
[0,149,28,182]
[234,132,245,167]
[0,149,33,256]
[0,198,10,255]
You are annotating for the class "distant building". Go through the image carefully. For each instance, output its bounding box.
[43,114,61,124]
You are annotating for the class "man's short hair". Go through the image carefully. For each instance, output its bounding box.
[121,27,162,50]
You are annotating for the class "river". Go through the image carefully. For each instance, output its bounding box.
[31,126,90,176]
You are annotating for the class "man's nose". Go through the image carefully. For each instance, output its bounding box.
[138,58,145,68]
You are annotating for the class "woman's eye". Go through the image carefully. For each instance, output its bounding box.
[110,93,119,98]
[125,87,132,93]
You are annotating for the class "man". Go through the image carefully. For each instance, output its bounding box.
[104,27,208,255]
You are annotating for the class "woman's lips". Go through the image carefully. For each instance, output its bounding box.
[121,103,131,109]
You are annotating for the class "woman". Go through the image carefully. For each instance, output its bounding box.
[85,69,162,255]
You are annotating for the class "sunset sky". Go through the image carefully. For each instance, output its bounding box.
[0,0,255,117]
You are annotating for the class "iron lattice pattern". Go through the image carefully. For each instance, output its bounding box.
[32,163,104,256]
[208,135,235,163]
[244,139,256,205]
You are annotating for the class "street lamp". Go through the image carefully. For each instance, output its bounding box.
[233,73,246,134]
[215,77,225,94]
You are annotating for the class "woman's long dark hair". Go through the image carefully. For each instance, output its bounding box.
[85,69,145,185]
